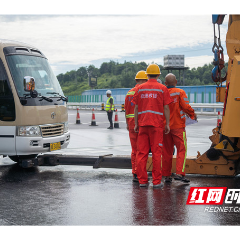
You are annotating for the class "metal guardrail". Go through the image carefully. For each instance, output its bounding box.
[67,102,224,114]
[67,102,121,110]
[190,103,223,114]
[67,102,102,109]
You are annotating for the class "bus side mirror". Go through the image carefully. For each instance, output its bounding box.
[23,76,38,98]
[23,76,35,92]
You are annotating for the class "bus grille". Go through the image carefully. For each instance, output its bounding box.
[40,124,64,138]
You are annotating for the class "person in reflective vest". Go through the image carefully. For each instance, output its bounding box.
[106,90,115,129]
[125,71,148,182]
[162,73,197,183]
[132,64,172,188]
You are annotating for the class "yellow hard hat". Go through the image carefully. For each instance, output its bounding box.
[135,70,148,80]
[146,64,161,75]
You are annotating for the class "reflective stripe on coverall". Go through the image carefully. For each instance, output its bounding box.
[162,87,195,176]
[125,86,138,174]
[132,79,172,185]
[162,128,187,176]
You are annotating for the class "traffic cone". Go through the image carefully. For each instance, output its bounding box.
[114,109,119,128]
[90,108,97,126]
[217,111,221,127]
[76,108,81,124]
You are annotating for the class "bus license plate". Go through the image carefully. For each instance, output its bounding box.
[50,142,61,151]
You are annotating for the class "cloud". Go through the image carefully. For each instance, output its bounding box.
[0,15,228,74]
[185,55,215,68]
[185,55,229,69]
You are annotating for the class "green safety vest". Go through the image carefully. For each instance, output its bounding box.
[106,96,115,111]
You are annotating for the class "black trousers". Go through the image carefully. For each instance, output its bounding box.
[107,111,113,127]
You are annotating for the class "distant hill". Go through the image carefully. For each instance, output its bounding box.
[57,60,227,96]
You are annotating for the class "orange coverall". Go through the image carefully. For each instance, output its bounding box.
[132,79,172,185]
[162,87,195,177]
[125,85,139,175]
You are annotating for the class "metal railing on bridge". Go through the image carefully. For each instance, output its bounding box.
[67,102,224,115]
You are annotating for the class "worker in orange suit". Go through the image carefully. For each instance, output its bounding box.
[132,64,172,188]
[162,73,197,183]
[125,71,148,182]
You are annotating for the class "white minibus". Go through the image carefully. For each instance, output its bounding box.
[0,39,70,164]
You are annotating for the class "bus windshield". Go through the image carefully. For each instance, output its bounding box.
[6,55,64,98]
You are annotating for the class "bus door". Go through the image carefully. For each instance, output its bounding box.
[0,59,16,155]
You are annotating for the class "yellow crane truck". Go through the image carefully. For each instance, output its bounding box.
[146,15,240,176]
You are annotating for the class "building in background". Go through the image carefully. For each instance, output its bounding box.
[163,55,189,85]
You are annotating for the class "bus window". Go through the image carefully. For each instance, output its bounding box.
[0,59,16,121]
[6,55,63,98]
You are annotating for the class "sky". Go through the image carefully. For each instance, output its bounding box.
[0,1,231,76]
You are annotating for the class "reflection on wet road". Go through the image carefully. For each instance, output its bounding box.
[1,161,240,226]
[1,112,240,226]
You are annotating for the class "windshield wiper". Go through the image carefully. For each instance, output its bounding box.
[22,91,53,103]
[47,92,68,102]
[39,95,53,102]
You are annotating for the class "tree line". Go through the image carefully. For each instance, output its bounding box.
[57,60,227,96]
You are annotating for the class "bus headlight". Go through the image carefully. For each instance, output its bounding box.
[64,122,69,133]
[17,126,41,137]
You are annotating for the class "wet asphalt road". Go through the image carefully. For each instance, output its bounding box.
[62,109,216,156]
[1,162,240,226]
[1,110,240,226]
